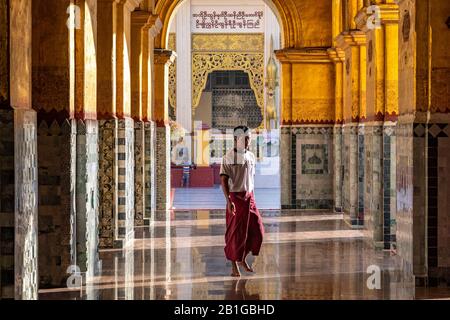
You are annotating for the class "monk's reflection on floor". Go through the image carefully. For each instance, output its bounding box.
[225,279,260,300]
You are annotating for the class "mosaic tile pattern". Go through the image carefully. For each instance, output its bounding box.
[75,120,100,279]
[397,121,425,282]
[156,125,171,210]
[98,119,117,249]
[282,126,333,210]
[13,109,38,300]
[37,119,75,288]
[436,125,450,274]
[342,124,359,226]
[363,124,383,247]
[134,121,145,226]
[144,121,156,221]
[116,119,135,245]
[333,125,343,212]
[301,144,329,175]
[358,125,365,226]
[125,120,135,244]
[383,124,397,250]
[280,127,292,209]
[0,109,15,299]
[426,123,450,285]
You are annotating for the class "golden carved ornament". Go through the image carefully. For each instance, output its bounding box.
[168,33,176,109]
[192,33,264,52]
[191,52,265,114]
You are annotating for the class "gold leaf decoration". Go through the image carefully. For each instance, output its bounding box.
[191,52,265,113]
[168,33,176,110]
[192,33,264,52]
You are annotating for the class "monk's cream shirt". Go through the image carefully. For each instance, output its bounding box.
[219,148,256,193]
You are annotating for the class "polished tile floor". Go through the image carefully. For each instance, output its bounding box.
[38,210,450,300]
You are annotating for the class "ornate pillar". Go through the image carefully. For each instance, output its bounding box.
[0,0,39,300]
[276,49,335,210]
[131,11,151,227]
[75,0,100,283]
[381,3,399,251]
[114,0,140,244]
[30,0,101,289]
[144,16,161,222]
[153,49,176,211]
[275,53,293,209]
[336,32,366,227]
[34,0,68,290]
[328,48,345,213]
[97,0,118,249]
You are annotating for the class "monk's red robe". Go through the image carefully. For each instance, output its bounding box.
[224,191,264,262]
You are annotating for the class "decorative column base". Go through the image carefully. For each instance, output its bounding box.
[144,121,156,222]
[342,123,361,227]
[333,125,343,212]
[116,118,135,247]
[396,119,417,283]
[382,123,397,250]
[98,119,118,249]
[280,126,292,209]
[0,109,38,300]
[357,125,365,225]
[397,118,450,287]
[363,123,384,248]
[155,124,171,211]
[75,120,100,280]
[37,117,76,289]
[280,125,334,210]
[134,121,145,227]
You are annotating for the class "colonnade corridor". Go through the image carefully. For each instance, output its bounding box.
[2,0,450,303]
[37,209,418,300]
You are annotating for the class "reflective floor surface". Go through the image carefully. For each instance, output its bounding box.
[38,210,450,300]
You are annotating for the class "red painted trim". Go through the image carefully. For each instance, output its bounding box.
[36,108,71,125]
[155,119,168,127]
[97,112,117,120]
[75,110,98,121]
[282,119,335,126]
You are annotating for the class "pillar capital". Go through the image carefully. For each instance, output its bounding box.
[131,10,151,27]
[115,0,142,11]
[327,48,345,63]
[275,49,332,64]
[154,49,176,66]
[335,33,354,50]
[355,4,400,32]
[147,15,163,38]
[336,31,366,50]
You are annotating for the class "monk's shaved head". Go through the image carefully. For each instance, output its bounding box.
[233,126,250,137]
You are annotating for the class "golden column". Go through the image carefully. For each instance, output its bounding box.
[265,37,279,130]
[153,49,176,210]
[328,48,345,213]
[8,0,38,300]
[336,31,366,226]
[382,3,400,119]
[131,10,151,227]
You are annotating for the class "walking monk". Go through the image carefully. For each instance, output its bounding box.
[220,126,265,277]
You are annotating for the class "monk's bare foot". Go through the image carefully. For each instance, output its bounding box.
[239,259,254,273]
[231,262,241,277]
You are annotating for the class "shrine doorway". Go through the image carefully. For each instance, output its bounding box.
[165,0,282,210]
